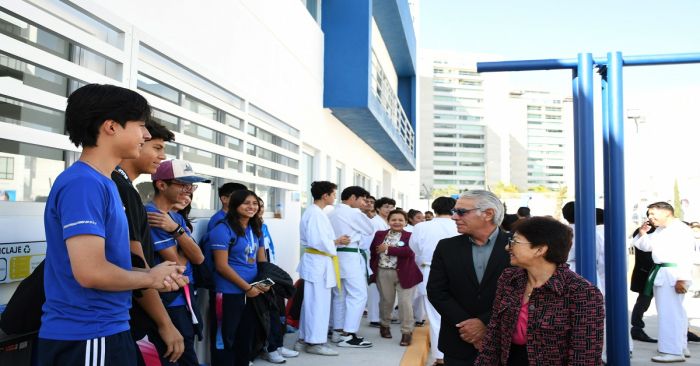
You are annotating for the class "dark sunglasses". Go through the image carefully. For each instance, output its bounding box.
[451,207,479,216]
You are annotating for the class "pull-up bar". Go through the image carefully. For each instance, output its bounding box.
[476,52,700,366]
[477,52,700,72]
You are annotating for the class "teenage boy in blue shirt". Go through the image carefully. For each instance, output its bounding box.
[146,159,209,366]
[207,182,248,232]
[113,119,185,364]
[39,84,186,366]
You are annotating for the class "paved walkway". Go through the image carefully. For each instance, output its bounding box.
[250,290,700,365]
[252,321,415,366]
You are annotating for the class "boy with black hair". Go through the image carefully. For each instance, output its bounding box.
[328,186,374,347]
[147,159,210,366]
[112,119,184,364]
[367,197,395,327]
[297,181,350,356]
[208,182,248,232]
[39,84,186,366]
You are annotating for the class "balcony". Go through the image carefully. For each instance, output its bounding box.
[322,0,416,170]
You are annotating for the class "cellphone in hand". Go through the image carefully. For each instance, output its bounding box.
[250,278,275,287]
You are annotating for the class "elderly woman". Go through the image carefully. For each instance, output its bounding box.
[369,209,423,346]
[474,216,604,366]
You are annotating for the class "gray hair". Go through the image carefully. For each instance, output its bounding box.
[459,190,504,226]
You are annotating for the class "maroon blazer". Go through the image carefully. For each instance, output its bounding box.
[369,229,423,289]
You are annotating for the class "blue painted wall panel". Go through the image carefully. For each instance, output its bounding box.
[322,0,372,108]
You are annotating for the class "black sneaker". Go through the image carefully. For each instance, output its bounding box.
[631,329,657,343]
[369,321,381,328]
[689,331,700,342]
[337,334,373,348]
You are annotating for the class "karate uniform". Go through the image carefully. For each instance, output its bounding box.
[408,218,458,361]
[367,215,389,323]
[297,204,338,344]
[634,219,694,356]
[328,203,375,333]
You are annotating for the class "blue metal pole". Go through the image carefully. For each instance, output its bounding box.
[573,53,597,284]
[603,51,630,366]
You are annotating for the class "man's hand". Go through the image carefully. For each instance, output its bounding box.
[456,318,486,345]
[335,235,351,246]
[675,280,689,294]
[158,322,184,363]
[148,211,179,232]
[148,261,187,291]
[639,221,652,236]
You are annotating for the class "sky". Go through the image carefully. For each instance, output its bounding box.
[418,0,700,209]
[419,0,700,94]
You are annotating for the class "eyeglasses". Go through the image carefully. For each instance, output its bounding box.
[506,237,531,247]
[168,181,198,193]
[451,207,480,217]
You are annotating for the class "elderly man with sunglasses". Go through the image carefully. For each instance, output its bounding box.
[427,190,511,366]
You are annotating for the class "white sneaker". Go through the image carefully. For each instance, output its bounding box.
[277,347,299,358]
[306,344,339,356]
[652,353,686,363]
[293,340,306,352]
[261,350,286,364]
[331,330,352,343]
[684,348,691,358]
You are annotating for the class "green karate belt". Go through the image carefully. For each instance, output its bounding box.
[643,263,677,296]
[336,247,370,282]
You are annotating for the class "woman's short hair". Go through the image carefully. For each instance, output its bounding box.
[388,209,408,222]
[515,216,573,265]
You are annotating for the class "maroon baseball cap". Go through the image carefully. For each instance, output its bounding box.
[151,159,211,183]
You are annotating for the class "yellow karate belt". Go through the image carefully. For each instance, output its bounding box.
[304,247,342,293]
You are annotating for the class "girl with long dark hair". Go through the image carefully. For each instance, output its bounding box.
[207,189,269,366]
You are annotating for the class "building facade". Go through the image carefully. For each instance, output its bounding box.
[418,51,573,197]
[0,0,418,301]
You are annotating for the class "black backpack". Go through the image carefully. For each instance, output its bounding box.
[0,261,45,335]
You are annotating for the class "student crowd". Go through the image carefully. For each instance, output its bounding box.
[3,84,697,366]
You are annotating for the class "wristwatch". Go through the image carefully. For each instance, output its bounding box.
[170,225,186,238]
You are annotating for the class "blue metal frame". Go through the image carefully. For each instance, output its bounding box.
[602,52,630,364]
[477,51,700,366]
[573,53,597,285]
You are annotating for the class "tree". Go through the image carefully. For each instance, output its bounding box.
[431,185,461,199]
[674,178,682,219]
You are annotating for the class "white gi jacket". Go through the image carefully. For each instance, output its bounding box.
[633,219,695,286]
[408,218,459,295]
[298,204,338,288]
[327,203,374,279]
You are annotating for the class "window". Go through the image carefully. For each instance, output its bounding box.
[137,74,180,104]
[545,106,562,112]
[247,144,299,169]
[353,170,370,188]
[225,157,241,171]
[0,156,14,179]
[151,108,179,132]
[249,183,284,218]
[527,106,541,111]
[182,146,216,167]
[225,136,243,151]
[249,104,299,138]
[223,112,242,130]
[0,9,122,80]
[0,95,64,134]
[182,120,216,144]
[0,53,84,97]
[0,139,64,202]
[247,163,298,184]
[182,94,217,121]
[247,124,299,153]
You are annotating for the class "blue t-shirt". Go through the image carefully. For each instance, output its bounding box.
[207,222,262,294]
[145,203,193,307]
[40,161,131,340]
[261,223,276,264]
[207,209,227,232]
